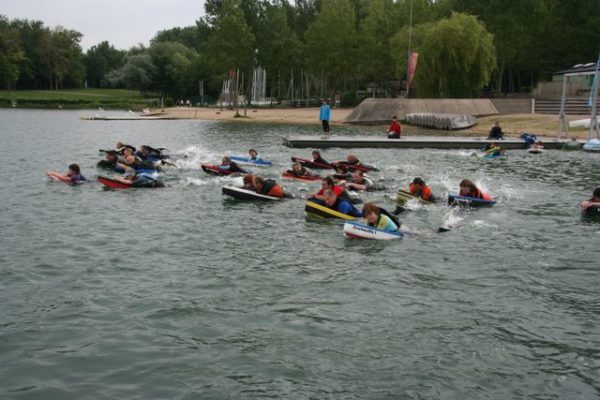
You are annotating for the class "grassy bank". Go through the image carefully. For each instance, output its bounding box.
[463,114,593,139]
[0,89,158,110]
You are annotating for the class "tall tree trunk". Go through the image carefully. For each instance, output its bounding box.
[496,59,505,94]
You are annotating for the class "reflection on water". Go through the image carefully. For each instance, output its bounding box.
[0,109,599,399]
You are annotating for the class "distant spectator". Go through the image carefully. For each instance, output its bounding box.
[319,99,331,133]
[488,121,504,140]
[387,116,402,139]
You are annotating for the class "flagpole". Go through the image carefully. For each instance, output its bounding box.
[406,0,413,98]
[589,53,600,140]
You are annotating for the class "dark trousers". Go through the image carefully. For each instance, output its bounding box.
[321,120,330,132]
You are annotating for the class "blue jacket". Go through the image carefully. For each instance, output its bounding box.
[320,104,331,121]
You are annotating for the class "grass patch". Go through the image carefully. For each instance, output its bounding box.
[0,89,158,110]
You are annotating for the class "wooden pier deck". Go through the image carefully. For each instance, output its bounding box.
[283,135,577,150]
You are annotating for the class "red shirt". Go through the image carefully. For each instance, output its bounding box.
[388,121,402,134]
[316,185,344,197]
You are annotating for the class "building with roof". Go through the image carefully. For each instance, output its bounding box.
[533,62,597,98]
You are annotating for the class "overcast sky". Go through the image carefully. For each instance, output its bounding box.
[2,0,206,51]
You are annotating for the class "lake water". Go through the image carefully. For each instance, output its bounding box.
[1,109,599,399]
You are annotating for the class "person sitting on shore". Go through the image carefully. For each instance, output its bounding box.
[323,189,363,217]
[252,176,285,198]
[581,188,600,212]
[487,121,504,140]
[46,164,86,185]
[219,156,247,173]
[287,162,317,178]
[409,177,436,202]
[387,115,402,139]
[459,179,493,201]
[362,203,400,232]
[339,170,375,191]
[312,150,330,166]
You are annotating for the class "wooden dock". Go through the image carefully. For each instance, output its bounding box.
[283,135,577,150]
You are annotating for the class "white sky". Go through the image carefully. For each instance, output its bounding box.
[1,0,206,51]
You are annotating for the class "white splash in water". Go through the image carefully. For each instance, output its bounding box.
[175,145,218,170]
[441,208,464,230]
[472,219,497,228]
[182,177,211,187]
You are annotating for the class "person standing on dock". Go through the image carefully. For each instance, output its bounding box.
[320,99,331,134]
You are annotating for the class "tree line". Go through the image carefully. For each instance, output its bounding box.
[1,0,599,104]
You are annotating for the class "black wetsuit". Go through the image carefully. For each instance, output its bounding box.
[132,174,164,188]
[227,161,246,173]
[488,126,503,140]
[291,167,309,177]
[313,156,330,166]
[130,158,161,170]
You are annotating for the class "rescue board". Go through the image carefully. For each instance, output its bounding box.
[97,176,133,189]
[448,194,496,207]
[291,157,333,169]
[229,156,273,166]
[396,189,435,206]
[281,171,321,182]
[304,201,357,220]
[222,186,282,201]
[343,221,404,240]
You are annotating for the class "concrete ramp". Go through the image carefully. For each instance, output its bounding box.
[344,98,498,125]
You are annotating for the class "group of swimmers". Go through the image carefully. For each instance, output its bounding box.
[281,150,498,233]
[48,143,600,229]
[97,142,171,186]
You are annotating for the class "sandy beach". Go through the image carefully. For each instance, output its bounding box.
[162,106,352,125]
[160,106,593,139]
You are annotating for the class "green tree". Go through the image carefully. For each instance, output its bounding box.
[205,0,256,95]
[10,19,50,89]
[148,41,199,97]
[392,12,496,97]
[444,0,551,93]
[151,26,200,49]
[105,53,157,94]
[304,0,359,93]
[0,16,24,91]
[255,3,302,99]
[358,0,399,84]
[84,41,126,87]
[38,26,85,89]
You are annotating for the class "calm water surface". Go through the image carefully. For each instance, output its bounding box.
[1,109,599,399]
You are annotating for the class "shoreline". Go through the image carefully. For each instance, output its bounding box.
[158,107,594,139]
